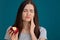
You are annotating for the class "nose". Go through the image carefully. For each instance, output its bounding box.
[27,11,31,16]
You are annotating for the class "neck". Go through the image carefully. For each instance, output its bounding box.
[23,21,30,31]
[21,21,30,34]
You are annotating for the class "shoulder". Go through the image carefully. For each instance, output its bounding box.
[39,26,47,39]
[4,26,12,40]
[6,26,12,32]
[39,26,47,33]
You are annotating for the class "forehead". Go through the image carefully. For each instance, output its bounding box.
[24,4,34,10]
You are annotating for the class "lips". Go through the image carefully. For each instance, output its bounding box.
[26,16,30,18]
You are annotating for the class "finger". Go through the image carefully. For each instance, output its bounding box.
[8,30,12,35]
[12,32,19,39]
[31,17,35,27]
[11,33,15,38]
[11,33,15,40]
[16,32,19,36]
[31,17,33,24]
[15,32,19,39]
[9,31,13,37]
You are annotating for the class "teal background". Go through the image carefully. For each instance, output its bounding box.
[0,0,60,40]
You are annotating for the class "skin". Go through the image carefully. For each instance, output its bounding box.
[7,3,46,40]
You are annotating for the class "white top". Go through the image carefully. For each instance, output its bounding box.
[4,26,47,40]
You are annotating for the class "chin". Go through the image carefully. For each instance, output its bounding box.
[25,19,31,22]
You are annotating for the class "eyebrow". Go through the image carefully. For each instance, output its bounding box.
[30,9,34,11]
[24,8,34,11]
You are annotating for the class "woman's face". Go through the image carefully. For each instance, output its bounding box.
[22,3,35,22]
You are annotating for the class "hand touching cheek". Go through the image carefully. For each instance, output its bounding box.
[30,17,35,33]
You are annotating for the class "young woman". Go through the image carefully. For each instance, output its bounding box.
[4,0,47,40]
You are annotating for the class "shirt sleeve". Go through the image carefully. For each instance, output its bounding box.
[4,26,12,40]
[38,27,47,40]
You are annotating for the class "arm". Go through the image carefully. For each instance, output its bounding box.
[30,18,47,40]
[38,27,47,40]
[30,28,46,40]
[39,38,46,40]
[30,32,37,40]
[30,18,37,40]
[4,26,18,40]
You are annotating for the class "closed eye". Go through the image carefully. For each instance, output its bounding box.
[23,9,27,12]
[30,9,34,13]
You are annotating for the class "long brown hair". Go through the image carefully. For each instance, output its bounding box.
[12,0,40,39]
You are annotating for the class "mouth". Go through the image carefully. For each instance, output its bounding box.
[26,16,30,19]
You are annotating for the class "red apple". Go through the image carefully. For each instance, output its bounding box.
[10,27,19,34]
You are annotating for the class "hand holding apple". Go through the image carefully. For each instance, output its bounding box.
[10,27,19,34]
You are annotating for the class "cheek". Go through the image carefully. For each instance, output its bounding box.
[31,13,34,18]
[22,12,27,19]
[30,13,35,20]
